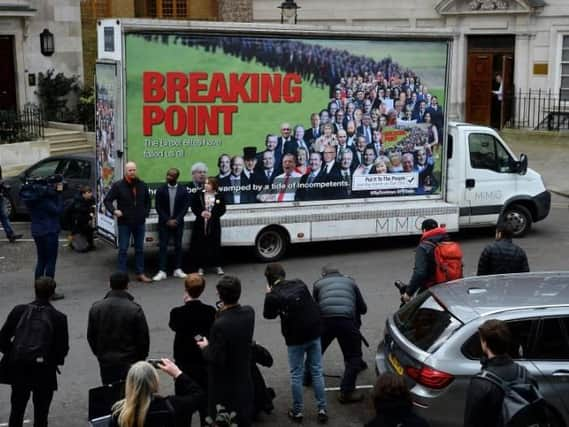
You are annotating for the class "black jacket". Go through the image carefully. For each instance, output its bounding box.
[0,300,69,390]
[407,227,449,296]
[365,397,430,427]
[104,177,151,226]
[87,290,150,367]
[155,184,190,226]
[110,373,205,427]
[203,305,255,426]
[313,271,367,320]
[464,355,535,427]
[477,239,530,276]
[263,279,321,346]
[69,194,95,234]
[169,300,216,373]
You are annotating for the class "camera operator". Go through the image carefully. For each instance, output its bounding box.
[0,164,22,243]
[19,175,65,300]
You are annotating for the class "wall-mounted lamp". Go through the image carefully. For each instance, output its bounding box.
[278,0,300,25]
[40,29,54,56]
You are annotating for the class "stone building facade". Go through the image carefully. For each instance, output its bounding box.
[253,0,569,127]
[0,0,83,111]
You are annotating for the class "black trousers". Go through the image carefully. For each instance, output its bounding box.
[9,385,54,427]
[100,363,130,385]
[306,317,363,393]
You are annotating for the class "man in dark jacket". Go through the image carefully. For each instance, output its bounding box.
[402,219,448,303]
[21,176,65,299]
[263,263,328,424]
[87,271,150,384]
[464,319,535,427]
[0,277,69,427]
[103,161,152,282]
[169,273,216,424]
[477,222,530,275]
[312,266,368,403]
[197,276,255,427]
[153,168,190,281]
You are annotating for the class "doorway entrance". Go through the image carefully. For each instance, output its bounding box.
[0,36,17,111]
[465,35,515,129]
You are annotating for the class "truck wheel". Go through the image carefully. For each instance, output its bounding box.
[1,195,15,220]
[255,228,288,262]
[503,204,532,237]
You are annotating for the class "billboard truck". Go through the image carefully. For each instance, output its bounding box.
[95,19,550,261]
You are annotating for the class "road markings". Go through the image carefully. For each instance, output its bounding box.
[0,239,69,243]
[325,384,374,392]
[0,421,30,426]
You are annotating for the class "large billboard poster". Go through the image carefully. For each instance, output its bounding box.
[125,33,448,204]
[95,62,119,241]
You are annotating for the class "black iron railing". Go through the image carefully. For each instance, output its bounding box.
[0,105,45,143]
[506,89,569,131]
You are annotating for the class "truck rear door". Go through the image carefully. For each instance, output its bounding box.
[461,130,519,226]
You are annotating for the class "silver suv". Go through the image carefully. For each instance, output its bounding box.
[376,272,569,426]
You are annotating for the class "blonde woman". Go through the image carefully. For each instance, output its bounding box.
[111,359,203,427]
[312,123,338,153]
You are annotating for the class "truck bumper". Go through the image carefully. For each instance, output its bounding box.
[533,190,551,222]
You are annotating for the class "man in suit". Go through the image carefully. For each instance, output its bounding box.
[217,154,231,180]
[259,150,278,187]
[187,162,208,206]
[413,100,427,123]
[219,156,252,205]
[257,134,282,174]
[356,113,373,144]
[197,276,255,426]
[345,120,357,147]
[304,113,321,146]
[0,277,69,427]
[426,96,444,131]
[322,146,342,199]
[354,147,376,176]
[285,125,310,155]
[153,168,190,281]
[350,136,368,168]
[296,152,325,202]
[277,122,293,156]
[368,129,383,157]
[338,150,354,198]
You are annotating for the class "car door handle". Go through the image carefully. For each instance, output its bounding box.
[552,370,569,376]
[466,179,475,188]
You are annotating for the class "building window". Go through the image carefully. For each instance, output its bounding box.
[145,0,190,18]
[562,35,569,101]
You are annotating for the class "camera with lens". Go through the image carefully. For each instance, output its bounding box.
[20,174,66,201]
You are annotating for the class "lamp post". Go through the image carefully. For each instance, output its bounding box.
[278,0,300,25]
[40,29,54,56]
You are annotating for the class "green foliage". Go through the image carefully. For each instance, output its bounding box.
[78,87,95,131]
[36,69,80,122]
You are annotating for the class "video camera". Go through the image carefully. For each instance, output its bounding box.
[394,280,408,308]
[20,174,66,202]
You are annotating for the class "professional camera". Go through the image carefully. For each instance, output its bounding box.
[20,174,66,202]
[394,280,408,308]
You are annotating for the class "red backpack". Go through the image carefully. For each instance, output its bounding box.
[424,240,464,286]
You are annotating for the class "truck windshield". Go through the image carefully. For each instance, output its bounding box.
[394,291,462,353]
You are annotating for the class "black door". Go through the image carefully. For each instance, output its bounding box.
[0,36,17,111]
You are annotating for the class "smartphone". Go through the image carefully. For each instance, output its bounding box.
[194,334,203,342]
[147,359,163,369]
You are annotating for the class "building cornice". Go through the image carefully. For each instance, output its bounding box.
[435,0,542,16]
[0,4,37,17]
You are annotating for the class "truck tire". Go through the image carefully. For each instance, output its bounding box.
[254,227,288,262]
[503,204,532,237]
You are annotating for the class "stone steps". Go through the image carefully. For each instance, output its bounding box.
[45,128,93,155]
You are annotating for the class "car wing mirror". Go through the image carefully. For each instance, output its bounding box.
[517,153,528,175]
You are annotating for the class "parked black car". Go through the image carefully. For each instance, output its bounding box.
[1,153,95,219]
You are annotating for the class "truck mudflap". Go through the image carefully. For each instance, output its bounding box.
[533,190,551,222]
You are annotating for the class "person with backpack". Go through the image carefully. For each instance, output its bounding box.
[262,263,329,424]
[464,319,556,427]
[477,222,530,276]
[402,218,463,303]
[0,277,69,427]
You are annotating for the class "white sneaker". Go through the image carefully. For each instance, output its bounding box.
[152,271,167,281]
[197,268,204,276]
[173,268,187,279]
[216,267,224,276]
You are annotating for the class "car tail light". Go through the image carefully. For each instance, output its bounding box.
[405,364,454,389]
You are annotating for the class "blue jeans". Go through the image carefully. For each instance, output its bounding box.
[287,338,327,413]
[0,197,14,238]
[33,233,59,279]
[158,223,184,272]
[118,223,145,275]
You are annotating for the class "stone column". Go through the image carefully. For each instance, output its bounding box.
[218,0,253,22]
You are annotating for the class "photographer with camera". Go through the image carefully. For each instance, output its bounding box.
[19,174,65,300]
[0,164,22,243]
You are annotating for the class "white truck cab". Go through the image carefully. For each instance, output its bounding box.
[446,122,550,236]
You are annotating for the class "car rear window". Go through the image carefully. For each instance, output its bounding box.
[394,291,462,353]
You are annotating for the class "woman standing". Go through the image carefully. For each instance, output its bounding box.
[190,177,226,276]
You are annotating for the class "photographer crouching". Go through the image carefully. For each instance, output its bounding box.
[0,164,22,243]
[19,174,65,300]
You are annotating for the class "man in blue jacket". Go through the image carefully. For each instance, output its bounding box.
[153,168,190,281]
[21,176,65,300]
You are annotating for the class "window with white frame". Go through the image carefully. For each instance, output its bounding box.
[562,35,569,101]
